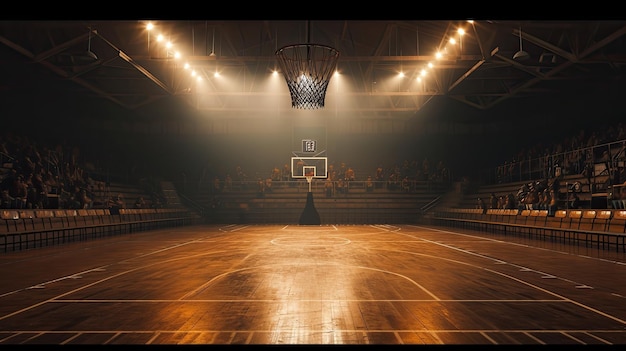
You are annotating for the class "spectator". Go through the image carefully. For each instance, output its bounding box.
[345,167,355,182]
[236,165,247,189]
[401,176,410,193]
[224,174,232,192]
[31,172,48,209]
[213,176,221,194]
[498,195,506,209]
[0,169,17,195]
[489,192,498,209]
[78,188,93,209]
[110,194,125,209]
[365,176,374,192]
[611,185,622,209]
[282,163,291,182]
[256,178,265,198]
[538,189,551,211]
[336,178,345,195]
[134,196,146,209]
[265,178,273,193]
[387,172,399,191]
[505,193,517,210]
[271,166,281,182]
[67,185,82,209]
[524,188,539,210]
[8,175,27,209]
[150,192,163,209]
[24,173,38,209]
[375,166,384,188]
[548,189,558,216]
[569,192,581,209]
[1,189,14,209]
[324,178,334,197]
[339,162,347,180]
[478,197,487,214]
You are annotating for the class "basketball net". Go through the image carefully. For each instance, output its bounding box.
[275,44,339,109]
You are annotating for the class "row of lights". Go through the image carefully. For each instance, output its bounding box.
[144,20,476,88]
[146,21,214,84]
[408,20,474,86]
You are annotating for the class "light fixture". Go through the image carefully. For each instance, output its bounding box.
[513,25,529,61]
[275,21,339,109]
[146,22,153,55]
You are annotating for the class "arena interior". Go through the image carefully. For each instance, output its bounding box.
[1,20,626,346]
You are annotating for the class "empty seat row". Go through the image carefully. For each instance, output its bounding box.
[1,208,191,235]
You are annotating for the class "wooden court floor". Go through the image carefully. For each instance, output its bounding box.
[1,223,626,346]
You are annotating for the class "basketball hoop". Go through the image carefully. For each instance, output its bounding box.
[275,44,339,109]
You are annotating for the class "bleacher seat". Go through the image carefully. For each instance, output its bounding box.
[607,210,626,234]
[593,210,613,232]
[579,210,597,231]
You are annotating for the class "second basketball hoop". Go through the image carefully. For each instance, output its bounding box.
[275,44,339,109]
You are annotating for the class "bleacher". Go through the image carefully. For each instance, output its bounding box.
[1,152,201,253]
[427,207,626,252]
[458,173,596,210]
[0,207,202,253]
[417,132,626,253]
[197,179,452,224]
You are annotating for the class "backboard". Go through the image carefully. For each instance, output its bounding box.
[291,157,327,179]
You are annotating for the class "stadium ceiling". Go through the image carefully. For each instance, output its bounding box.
[2,20,626,119]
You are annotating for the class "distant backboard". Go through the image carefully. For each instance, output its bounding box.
[291,157,327,179]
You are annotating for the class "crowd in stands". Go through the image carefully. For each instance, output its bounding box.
[494,122,626,184]
[484,120,626,212]
[8,117,626,215]
[0,132,165,211]
[478,177,563,216]
[205,157,452,197]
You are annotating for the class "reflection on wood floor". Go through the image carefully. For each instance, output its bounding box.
[1,224,626,345]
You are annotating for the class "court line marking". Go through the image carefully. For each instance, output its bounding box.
[2,224,624,344]
[0,245,234,322]
[219,225,250,232]
[270,236,351,246]
[52,299,567,303]
[408,224,626,266]
[0,267,108,298]
[480,331,498,344]
[1,329,622,342]
[583,330,611,344]
[60,332,82,345]
[400,225,626,326]
[178,262,440,300]
[405,225,623,288]
[562,331,587,344]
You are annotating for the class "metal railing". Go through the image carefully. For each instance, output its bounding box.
[479,139,626,195]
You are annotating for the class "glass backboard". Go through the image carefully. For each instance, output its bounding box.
[291,157,327,179]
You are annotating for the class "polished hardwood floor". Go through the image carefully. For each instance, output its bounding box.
[1,223,625,345]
